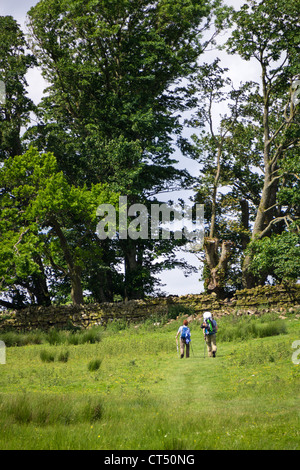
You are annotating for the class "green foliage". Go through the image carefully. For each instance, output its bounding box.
[26,0,216,190]
[0,16,36,159]
[247,231,300,283]
[24,0,223,300]
[227,0,300,71]
[0,147,120,307]
[167,304,194,320]
[181,0,300,293]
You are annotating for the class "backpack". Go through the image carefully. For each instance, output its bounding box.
[204,318,216,335]
[180,326,191,344]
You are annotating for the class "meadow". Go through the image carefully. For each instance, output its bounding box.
[0,312,299,450]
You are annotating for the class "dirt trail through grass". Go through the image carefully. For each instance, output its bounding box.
[156,342,223,413]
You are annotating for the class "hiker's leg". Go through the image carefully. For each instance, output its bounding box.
[206,336,213,357]
[186,343,190,358]
[211,334,217,357]
[180,339,185,358]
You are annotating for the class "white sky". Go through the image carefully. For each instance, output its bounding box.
[0,0,261,296]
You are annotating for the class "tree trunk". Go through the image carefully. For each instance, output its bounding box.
[124,241,144,301]
[242,61,279,288]
[242,171,278,288]
[31,255,51,306]
[51,218,84,305]
[240,198,250,250]
[204,238,233,298]
[70,266,84,305]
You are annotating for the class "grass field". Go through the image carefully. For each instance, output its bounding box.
[0,313,299,450]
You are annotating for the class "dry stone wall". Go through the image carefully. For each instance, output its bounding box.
[0,284,299,332]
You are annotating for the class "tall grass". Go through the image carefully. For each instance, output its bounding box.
[47,327,102,346]
[1,393,103,426]
[40,349,55,363]
[88,358,102,371]
[217,314,287,342]
[0,330,44,347]
[0,326,102,348]
[229,338,292,366]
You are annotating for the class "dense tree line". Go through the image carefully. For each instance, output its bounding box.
[0,0,299,309]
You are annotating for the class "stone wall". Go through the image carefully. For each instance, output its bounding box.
[0,284,299,332]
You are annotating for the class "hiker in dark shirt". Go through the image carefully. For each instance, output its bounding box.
[201,311,218,358]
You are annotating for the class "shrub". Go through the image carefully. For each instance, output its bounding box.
[88,358,102,372]
[80,328,102,344]
[105,319,128,333]
[68,332,80,345]
[40,350,55,363]
[47,329,66,345]
[167,304,194,320]
[58,350,69,362]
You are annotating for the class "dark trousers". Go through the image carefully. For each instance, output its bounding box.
[180,339,190,358]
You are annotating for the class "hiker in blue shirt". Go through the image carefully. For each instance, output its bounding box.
[175,319,191,358]
[201,311,218,357]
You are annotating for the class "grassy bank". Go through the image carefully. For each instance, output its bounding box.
[0,313,299,450]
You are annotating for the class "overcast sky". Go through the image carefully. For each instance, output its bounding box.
[0,0,261,296]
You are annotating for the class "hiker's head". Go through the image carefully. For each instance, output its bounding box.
[183,319,188,326]
[203,311,211,321]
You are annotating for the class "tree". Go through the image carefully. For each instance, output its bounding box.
[25,0,228,299]
[0,16,46,309]
[226,0,300,288]
[26,0,218,185]
[179,0,299,295]
[247,231,300,285]
[0,16,36,159]
[180,60,260,297]
[0,147,119,307]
